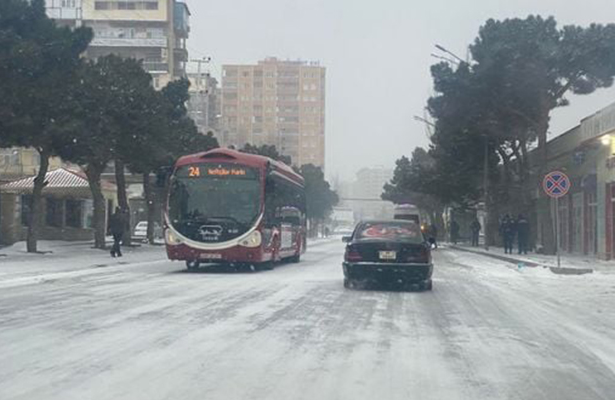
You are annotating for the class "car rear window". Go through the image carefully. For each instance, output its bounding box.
[355,222,423,242]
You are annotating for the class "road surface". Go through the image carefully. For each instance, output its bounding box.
[1,240,615,400]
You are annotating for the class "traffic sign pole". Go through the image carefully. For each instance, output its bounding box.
[543,170,570,268]
[555,196,560,268]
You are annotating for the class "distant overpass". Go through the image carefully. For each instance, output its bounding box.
[339,198,388,202]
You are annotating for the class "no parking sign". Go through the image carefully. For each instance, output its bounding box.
[543,171,570,198]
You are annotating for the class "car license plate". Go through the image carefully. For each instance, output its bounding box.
[379,251,396,260]
[200,253,222,260]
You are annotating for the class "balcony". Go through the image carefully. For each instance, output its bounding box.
[46,6,81,20]
[142,62,169,74]
[174,46,188,62]
[90,37,167,48]
[174,2,191,39]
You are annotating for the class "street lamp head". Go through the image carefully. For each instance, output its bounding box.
[601,135,611,146]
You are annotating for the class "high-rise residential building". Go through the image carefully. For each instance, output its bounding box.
[186,72,219,135]
[352,166,395,220]
[220,57,326,168]
[45,0,190,89]
[355,166,393,200]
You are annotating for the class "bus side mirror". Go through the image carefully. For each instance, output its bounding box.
[342,236,351,243]
[156,166,172,188]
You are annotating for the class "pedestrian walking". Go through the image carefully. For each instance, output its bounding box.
[470,218,481,247]
[500,214,515,254]
[450,220,460,245]
[516,214,530,255]
[109,207,124,258]
[429,223,439,249]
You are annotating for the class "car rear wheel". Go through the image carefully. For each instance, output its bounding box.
[421,279,433,291]
[343,278,354,289]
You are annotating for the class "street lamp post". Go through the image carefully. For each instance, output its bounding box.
[483,135,489,251]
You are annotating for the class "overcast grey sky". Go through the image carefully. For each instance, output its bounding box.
[184,0,615,180]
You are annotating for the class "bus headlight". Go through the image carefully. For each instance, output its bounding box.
[165,229,182,245]
[240,231,262,248]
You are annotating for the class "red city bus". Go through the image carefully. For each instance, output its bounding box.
[164,148,307,270]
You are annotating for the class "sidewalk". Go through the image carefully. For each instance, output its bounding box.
[449,243,612,275]
[0,236,337,284]
[0,239,168,285]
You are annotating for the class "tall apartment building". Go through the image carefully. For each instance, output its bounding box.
[186,72,219,135]
[221,57,326,168]
[352,166,395,220]
[45,0,190,89]
[355,166,393,200]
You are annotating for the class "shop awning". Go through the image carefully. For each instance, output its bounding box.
[0,167,116,197]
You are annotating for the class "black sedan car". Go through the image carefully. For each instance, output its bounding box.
[342,220,433,290]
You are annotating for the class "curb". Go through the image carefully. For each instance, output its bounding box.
[449,245,594,275]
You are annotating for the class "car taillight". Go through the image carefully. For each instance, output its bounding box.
[344,246,362,262]
[407,247,430,263]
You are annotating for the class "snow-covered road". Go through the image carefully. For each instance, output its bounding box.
[1,240,615,400]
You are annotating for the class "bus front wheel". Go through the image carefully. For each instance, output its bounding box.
[256,261,274,271]
[186,260,200,271]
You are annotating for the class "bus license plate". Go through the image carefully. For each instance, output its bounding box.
[200,253,222,260]
[379,251,396,260]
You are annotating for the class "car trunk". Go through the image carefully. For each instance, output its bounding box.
[347,239,429,263]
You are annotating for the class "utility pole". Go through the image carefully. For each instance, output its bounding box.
[483,135,489,251]
[190,57,211,91]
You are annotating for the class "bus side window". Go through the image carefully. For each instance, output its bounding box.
[265,177,277,225]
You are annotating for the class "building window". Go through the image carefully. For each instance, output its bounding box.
[20,195,32,226]
[66,200,83,228]
[95,1,110,10]
[46,198,63,228]
[118,2,136,10]
[62,0,76,7]
[95,1,158,11]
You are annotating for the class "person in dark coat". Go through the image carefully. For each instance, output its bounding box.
[109,207,124,257]
[516,214,530,255]
[500,214,515,254]
[470,218,481,247]
[450,220,460,245]
[429,223,439,249]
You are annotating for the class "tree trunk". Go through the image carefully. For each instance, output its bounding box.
[143,173,155,244]
[114,158,131,246]
[85,165,107,249]
[26,149,50,253]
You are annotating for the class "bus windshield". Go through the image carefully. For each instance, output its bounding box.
[168,163,262,242]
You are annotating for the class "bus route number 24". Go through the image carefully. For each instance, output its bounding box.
[188,166,201,177]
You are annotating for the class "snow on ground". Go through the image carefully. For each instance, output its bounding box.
[452,243,614,273]
[0,240,168,288]
[1,241,615,400]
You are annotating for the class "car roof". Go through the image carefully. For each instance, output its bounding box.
[357,219,418,225]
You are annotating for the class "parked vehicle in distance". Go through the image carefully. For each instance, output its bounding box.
[333,226,354,236]
[394,204,431,237]
[393,204,421,224]
[133,221,163,241]
[342,220,433,291]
